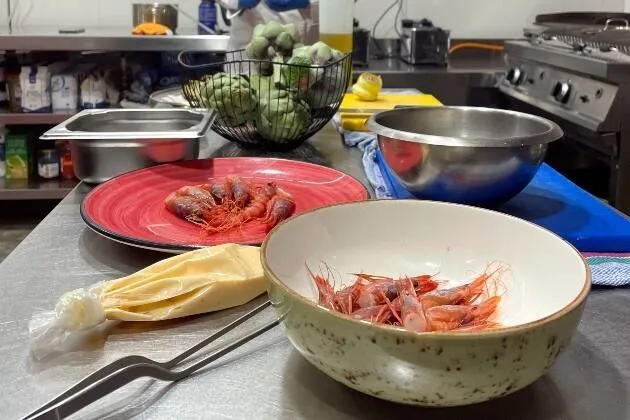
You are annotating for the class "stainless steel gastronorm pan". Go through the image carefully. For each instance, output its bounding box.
[40,108,215,184]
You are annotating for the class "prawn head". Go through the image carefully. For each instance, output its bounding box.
[164,194,211,224]
[400,295,430,333]
[259,194,296,230]
[227,176,251,207]
[307,265,339,311]
[209,178,234,204]
[176,185,216,206]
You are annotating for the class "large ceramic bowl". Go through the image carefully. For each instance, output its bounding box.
[261,200,590,407]
[366,107,563,206]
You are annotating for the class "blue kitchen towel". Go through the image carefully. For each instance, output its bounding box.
[583,255,630,287]
[342,131,630,287]
[343,131,395,199]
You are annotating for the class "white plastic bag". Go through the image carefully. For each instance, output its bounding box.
[29,284,106,360]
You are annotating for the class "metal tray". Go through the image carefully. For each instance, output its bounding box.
[39,108,216,184]
[40,108,215,141]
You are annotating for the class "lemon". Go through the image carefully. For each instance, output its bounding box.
[352,72,383,101]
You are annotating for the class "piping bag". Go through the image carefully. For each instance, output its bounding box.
[29,244,266,360]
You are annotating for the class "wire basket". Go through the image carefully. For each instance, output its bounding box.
[178,49,352,151]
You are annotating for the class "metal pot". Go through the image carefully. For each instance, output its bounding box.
[132,3,179,31]
[40,109,215,184]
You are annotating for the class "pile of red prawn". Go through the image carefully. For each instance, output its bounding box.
[164,176,296,234]
[308,264,506,333]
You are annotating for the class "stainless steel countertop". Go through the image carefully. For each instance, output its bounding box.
[358,56,504,104]
[0,27,229,51]
[1,126,629,419]
[364,56,505,74]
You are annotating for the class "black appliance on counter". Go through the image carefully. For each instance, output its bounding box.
[499,12,630,215]
[400,19,450,66]
[352,19,370,67]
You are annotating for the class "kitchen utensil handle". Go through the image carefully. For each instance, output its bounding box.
[604,18,630,31]
[26,318,281,419]
[28,318,281,419]
[22,300,273,420]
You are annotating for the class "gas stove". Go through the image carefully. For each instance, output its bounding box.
[498,13,630,215]
[499,38,630,132]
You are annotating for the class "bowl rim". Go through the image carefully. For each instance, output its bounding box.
[365,106,564,148]
[261,199,592,339]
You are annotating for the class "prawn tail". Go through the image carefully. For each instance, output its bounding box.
[472,296,502,321]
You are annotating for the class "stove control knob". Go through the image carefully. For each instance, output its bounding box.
[506,67,524,85]
[552,81,572,103]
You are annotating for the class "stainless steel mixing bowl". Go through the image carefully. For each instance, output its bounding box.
[366,106,564,206]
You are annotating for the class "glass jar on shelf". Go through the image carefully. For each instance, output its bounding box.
[57,140,75,180]
[38,148,60,180]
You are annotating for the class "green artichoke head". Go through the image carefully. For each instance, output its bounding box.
[252,23,266,38]
[282,54,314,91]
[306,65,348,109]
[275,32,296,55]
[262,21,284,39]
[309,41,334,65]
[249,74,274,98]
[200,73,257,127]
[258,90,311,142]
[246,36,270,58]
[283,23,300,43]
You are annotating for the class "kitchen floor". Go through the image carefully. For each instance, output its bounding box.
[0,201,57,263]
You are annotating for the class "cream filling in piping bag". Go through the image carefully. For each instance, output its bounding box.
[29,244,267,360]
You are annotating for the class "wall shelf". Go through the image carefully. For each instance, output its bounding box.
[0,113,73,126]
[0,27,229,52]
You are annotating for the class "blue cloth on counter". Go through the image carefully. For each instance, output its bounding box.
[585,256,630,287]
[343,131,395,199]
[341,131,630,287]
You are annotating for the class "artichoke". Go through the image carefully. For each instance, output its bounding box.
[245,22,302,76]
[307,64,348,109]
[199,73,257,126]
[261,21,284,39]
[281,51,313,91]
[258,90,311,143]
[308,41,334,66]
[249,74,274,98]
[252,23,266,38]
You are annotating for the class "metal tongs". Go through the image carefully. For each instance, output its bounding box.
[22,300,279,420]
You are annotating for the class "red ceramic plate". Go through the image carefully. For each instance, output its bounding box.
[81,158,369,252]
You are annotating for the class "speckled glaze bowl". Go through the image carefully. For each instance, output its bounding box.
[261,200,590,407]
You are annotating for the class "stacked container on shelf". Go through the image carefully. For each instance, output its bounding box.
[0,125,5,178]
[0,52,190,183]
[0,125,76,182]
